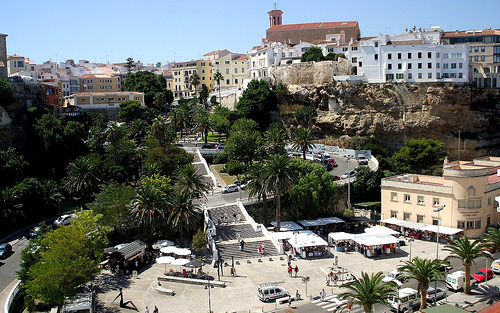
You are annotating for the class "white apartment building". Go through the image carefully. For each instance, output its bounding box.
[247,40,295,79]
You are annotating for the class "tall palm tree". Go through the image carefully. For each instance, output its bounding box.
[195,109,214,144]
[37,179,64,214]
[213,71,224,105]
[64,156,100,208]
[174,164,210,198]
[167,191,201,246]
[264,124,287,155]
[246,163,269,226]
[262,154,298,232]
[337,271,397,313]
[292,127,316,160]
[397,257,448,310]
[131,184,166,246]
[189,72,201,98]
[443,236,486,294]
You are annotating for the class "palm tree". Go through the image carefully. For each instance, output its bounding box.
[484,227,500,249]
[174,164,210,198]
[37,179,64,214]
[189,72,201,98]
[292,127,316,160]
[246,163,269,225]
[397,257,448,310]
[64,156,100,207]
[131,184,166,246]
[213,71,224,105]
[337,271,397,313]
[262,154,298,232]
[264,123,287,155]
[195,109,214,144]
[167,191,201,246]
[443,236,486,294]
[0,187,23,221]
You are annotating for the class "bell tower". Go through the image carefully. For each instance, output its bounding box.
[268,3,283,28]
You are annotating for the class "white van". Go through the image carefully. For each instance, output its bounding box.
[257,283,289,302]
[446,271,467,291]
[388,287,420,312]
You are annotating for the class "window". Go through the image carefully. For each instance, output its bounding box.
[391,192,398,201]
[428,63,432,69]
[396,73,404,79]
[481,46,485,52]
[475,56,479,62]
[428,52,432,58]
[436,53,440,58]
[459,63,462,68]
[417,215,424,223]
[432,219,439,226]
[418,52,422,59]
[386,73,394,80]
[352,57,358,63]
[351,46,358,51]
[375,42,379,47]
[495,46,500,54]
[408,73,413,79]
[375,54,378,60]
[466,221,474,229]
[391,210,398,218]
[418,73,422,79]
[433,198,440,206]
[404,213,411,221]
[443,53,449,58]
[225,69,229,74]
[408,63,412,69]
[487,216,492,226]
[235,79,238,84]
[488,197,492,205]
[234,68,238,73]
[458,199,482,209]
[226,79,230,84]
[398,63,402,69]
[408,53,412,59]
[481,56,486,62]
[388,64,392,70]
[388,53,392,60]
[443,63,449,69]
[428,73,432,79]
[457,221,465,229]
[398,53,402,59]
[418,196,424,204]
[418,63,422,69]
[451,63,457,69]
[436,63,440,69]
[475,220,482,229]
[404,194,411,203]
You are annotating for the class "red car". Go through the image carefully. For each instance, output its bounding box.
[472,268,494,283]
[327,159,338,167]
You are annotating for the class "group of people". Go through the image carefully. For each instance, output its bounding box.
[144,306,158,313]
[258,243,266,254]
[287,256,300,277]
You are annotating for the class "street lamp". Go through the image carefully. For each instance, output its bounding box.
[432,204,446,303]
[408,238,414,261]
[205,272,214,313]
[484,250,492,286]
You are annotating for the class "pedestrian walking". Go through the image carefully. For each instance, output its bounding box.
[262,243,266,254]
[294,265,299,277]
[258,244,262,254]
[325,275,330,286]
[145,307,149,313]
[288,265,293,277]
[153,306,158,313]
[320,288,326,301]
[288,295,292,307]
[287,258,291,267]
[240,239,245,251]
[333,274,338,286]
[236,232,241,242]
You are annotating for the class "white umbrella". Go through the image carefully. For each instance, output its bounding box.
[174,248,191,256]
[156,256,175,273]
[157,240,175,247]
[171,258,190,266]
[160,246,178,254]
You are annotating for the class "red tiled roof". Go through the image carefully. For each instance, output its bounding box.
[269,21,358,31]
[81,74,96,78]
[443,29,500,38]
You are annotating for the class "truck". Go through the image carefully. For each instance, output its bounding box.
[387,287,420,312]
[446,271,470,291]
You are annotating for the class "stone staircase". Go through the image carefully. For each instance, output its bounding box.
[207,204,280,260]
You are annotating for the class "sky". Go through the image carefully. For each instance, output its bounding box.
[2,0,500,66]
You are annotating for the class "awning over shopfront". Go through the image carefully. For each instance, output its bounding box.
[381,218,463,235]
[270,221,303,231]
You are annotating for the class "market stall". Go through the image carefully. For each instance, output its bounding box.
[381,218,463,243]
[270,230,329,259]
[270,221,303,231]
[297,217,345,235]
[327,232,356,250]
[351,234,400,257]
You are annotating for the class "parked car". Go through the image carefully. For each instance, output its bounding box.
[426,286,447,302]
[327,159,338,167]
[472,268,494,283]
[482,245,499,253]
[357,154,369,165]
[239,180,251,190]
[201,143,216,149]
[387,287,420,312]
[340,169,357,179]
[446,271,469,291]
[54,214,74,226]
[221,184,239,194]
[382,270,403,284]
[0,243,12,259]
[491,258,500,274]
[257,283,289,302]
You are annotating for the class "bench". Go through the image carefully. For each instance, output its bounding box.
[277,296,297,305]
[151,281,175,296]
[157,276,226,287]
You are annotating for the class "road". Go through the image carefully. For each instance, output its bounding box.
[0,238,27,294]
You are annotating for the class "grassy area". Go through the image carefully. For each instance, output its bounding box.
[210,164,238,185]
[200,132,225,143]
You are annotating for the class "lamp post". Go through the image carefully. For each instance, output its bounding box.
[433,204,446,303]
[484,250,492,286]
[408,238,414,261]
[205,272,214,313]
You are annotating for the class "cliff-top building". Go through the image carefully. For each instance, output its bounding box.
[265,9,360,45]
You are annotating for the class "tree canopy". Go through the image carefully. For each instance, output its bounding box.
[236,79,277,132]
[391,138,447,175]
[124,71,167,107]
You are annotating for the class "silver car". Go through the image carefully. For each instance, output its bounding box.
[221,184,238,194]
[426,286,447,302]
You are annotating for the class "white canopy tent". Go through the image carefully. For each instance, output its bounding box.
[160,246,178,254]
[328,232,356,242]
[270,230,329,258]
[364,225,400,236]
[297,217,344,227]
[381,218,462,235]
[270,221,303,231]
[352,234,399,246]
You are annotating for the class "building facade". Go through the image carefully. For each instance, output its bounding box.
[171,60,213,99]
[64,91,144,109]
[212,53,247,89]
[443,29,500,88]
[381,157,500,238]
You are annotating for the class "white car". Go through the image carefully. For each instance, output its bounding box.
[426,286,447,302]
[221,184,238,194]
[340,169,356,180]
[382,270,402,284]
[491,258,500,274]
[54,214,74,226]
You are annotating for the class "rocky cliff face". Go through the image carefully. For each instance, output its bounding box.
[282,82,500,159]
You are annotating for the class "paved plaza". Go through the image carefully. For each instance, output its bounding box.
[95,237,471,313]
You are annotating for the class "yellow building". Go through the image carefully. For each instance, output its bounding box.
[64,91,144,109]
[164,70,173,93]
[381,157,500,238]
[212,53,247,89]
[172,59,213,99]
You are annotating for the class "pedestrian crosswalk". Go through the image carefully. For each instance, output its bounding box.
[311,295,348,312]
